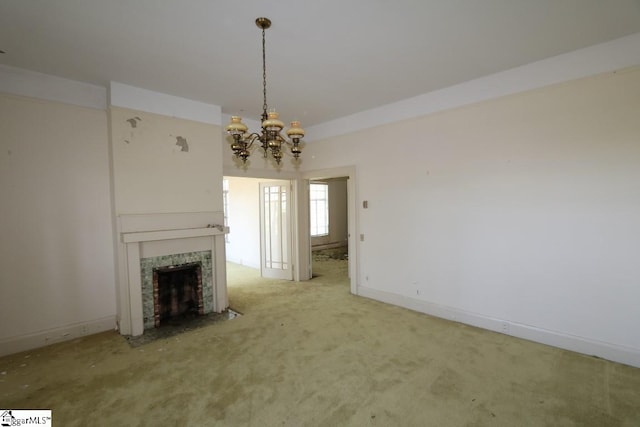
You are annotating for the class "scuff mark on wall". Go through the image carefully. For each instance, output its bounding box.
[175,136,189,152]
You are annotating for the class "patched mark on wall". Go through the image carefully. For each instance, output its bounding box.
[126,117,142,128]
[124,117,142,144]
[175,136,189,152]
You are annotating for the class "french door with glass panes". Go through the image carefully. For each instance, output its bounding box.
[259,181,293,280]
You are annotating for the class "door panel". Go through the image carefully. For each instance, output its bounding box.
[259,181,293,280]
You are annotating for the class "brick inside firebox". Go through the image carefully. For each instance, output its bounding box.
[152,262,204,328]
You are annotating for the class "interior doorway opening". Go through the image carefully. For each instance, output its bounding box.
[309,177,349,282]
[223,176,291,266]
[304,166,357,295]
[224,165,357,295]
[223,176,294,288]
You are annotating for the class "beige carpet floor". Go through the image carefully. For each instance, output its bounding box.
[1,258,639,426]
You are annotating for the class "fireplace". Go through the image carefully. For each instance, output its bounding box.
[117,212,229,336]
[140,250,213,330]
[154,262,204,327]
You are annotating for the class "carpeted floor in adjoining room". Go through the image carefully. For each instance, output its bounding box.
[1,257,639,426]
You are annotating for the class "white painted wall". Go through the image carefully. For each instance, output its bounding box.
[224,177,262,269]
[110,106,223,214]
[0,93,117,353]
[301,68,640,366]
[311,178,348,248]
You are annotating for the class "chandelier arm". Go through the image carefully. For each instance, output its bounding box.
[275,133,293,145]
[239,132,264,151]
[245,132,262,142]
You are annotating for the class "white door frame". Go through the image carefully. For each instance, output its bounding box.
[302,166,358,295]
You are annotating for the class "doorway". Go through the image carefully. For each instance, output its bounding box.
[223,176,295,280]
[310,178,349,280]
[304,166,358,295]
[224,165,358,295]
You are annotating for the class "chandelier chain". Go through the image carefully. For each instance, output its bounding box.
[262,27,268,117]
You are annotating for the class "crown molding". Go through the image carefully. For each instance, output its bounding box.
[109,82,221,125]
[0,64,107,109]
[306,32,640,141]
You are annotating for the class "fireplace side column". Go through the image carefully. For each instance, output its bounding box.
[213,233,229,312]
[125,241,145,336]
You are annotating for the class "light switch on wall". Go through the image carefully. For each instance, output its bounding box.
[363,200,368,208]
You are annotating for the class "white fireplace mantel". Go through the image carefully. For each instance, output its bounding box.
[122,226,226,243]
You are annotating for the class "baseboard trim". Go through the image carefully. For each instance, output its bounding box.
[357,286,640,368]
[0,316,117,357]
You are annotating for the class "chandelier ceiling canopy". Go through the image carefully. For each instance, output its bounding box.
[225,17,304,166]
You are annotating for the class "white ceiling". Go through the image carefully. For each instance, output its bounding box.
[1,0,640,126]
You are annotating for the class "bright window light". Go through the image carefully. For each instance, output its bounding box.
[310,183,329,236]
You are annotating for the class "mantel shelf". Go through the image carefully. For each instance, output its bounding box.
[121,227,229,244]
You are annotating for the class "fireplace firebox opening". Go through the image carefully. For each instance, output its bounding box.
[153,262,204,328]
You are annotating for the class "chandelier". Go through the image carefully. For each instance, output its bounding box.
[225,17,304,165]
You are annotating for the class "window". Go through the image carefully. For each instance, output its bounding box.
[310,183,329,236]
[222,179,229,243]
